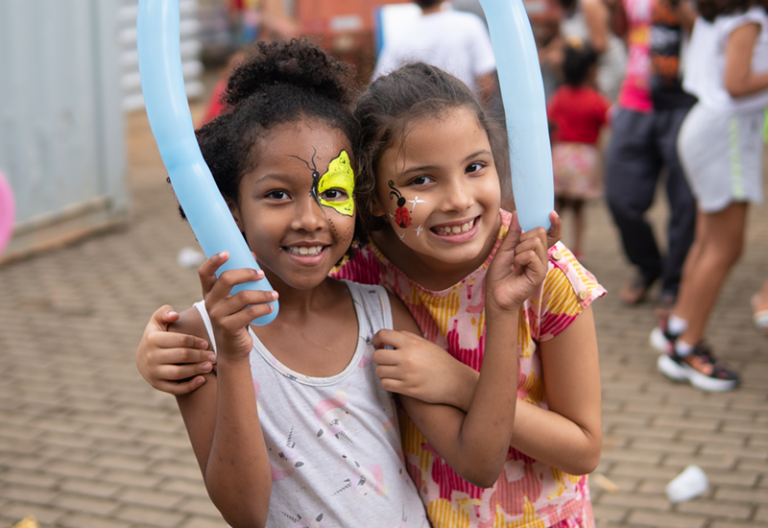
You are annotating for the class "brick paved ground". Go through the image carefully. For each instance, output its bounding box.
[0,106,766,528]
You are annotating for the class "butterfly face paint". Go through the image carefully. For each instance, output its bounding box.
[291,149,355,217]
[388,181,411,228]
[318,151,354,216]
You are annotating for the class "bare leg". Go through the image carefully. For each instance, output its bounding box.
[672,203,748,346]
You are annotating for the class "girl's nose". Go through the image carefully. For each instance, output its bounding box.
[441,177,473,212]
[291,195,326,232]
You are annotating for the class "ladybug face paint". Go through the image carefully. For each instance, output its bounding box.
[388,181,411,228]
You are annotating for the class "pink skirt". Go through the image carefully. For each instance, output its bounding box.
[552,142,603,201]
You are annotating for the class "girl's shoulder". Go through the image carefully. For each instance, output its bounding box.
[531,243,606,341]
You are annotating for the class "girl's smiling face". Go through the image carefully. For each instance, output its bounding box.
[230,120,356,291]
[373,106,502,274]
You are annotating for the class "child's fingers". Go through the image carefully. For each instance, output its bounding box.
[546,211,562,249]
[153,375,208,396]
[379,377,408,395]
[374,364,405,382]
[372,346,403,366]
[209,295,277,333]
[210,288,278,320]
[372,329,409,350]
[147,331,210,356]
[207,268,271,304]
[500,211,523,251]
[198,251,229,296]
[156,361,213,381]
[148,305,180,330]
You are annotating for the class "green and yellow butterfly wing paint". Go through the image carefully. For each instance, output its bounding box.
[317,150,355,217]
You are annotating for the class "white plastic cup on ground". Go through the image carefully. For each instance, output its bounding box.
[666,465,708,503]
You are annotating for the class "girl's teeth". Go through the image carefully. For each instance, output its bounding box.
[289,246,323,256]
[435,220,473,236]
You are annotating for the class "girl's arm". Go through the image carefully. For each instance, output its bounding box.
[378,288,602,476]
[374,219,549,488]
[724,22,768,97]
[510,307,602,475]
[172,253,278,527]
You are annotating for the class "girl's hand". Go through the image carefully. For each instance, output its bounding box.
[546,210,562,249]
[372,330,479,410]
[486,212,549,312]
[201,252,278,362]
[136,305,214,395]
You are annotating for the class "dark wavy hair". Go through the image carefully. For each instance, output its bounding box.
[563,40,598,87]
[353,62,512,233]
[697,0,768,21]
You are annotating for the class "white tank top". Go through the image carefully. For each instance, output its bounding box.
[194,280,428,528]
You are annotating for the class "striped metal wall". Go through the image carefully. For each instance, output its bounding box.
[0,0,128,259]
[118,0,204,111]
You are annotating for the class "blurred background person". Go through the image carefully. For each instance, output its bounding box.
[604,0,697,310]
[539,0,627,100]
[652,0,768,391]
[372,0,497,107]
[548,38,611,259]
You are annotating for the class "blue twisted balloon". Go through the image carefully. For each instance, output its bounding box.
[137,0,278,325]
[478,0,554,231]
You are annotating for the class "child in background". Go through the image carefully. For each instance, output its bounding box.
[169,40,537,526]
[548,38,611,259]
[652,0,768,390]
[138,62,604,527]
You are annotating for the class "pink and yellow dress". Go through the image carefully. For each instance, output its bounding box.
[334,209,606,528]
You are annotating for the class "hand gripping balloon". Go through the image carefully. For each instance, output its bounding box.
[0,170,15,257]
[478,0,554,231]
[137,0,278,324]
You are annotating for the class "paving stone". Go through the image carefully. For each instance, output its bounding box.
[115,487,185,509]
[175,497,224,517]
[178,517,227,528]
[114,505,186,527]
[714,487,768,504]
[0,503,67,524]
[597,492,671,511]
[57,513,132,528]
[675,500,753,520]
[625,510,707,528]
[58,477,123,498]
[592,505,629,523]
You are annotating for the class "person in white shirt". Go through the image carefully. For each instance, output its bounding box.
[373,0,497,105]
[652,0,768,392]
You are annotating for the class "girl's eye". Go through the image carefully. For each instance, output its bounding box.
[321,189,348,201]
[466,162,484,174]
[409,175,434,186]
[266,190,289,200]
